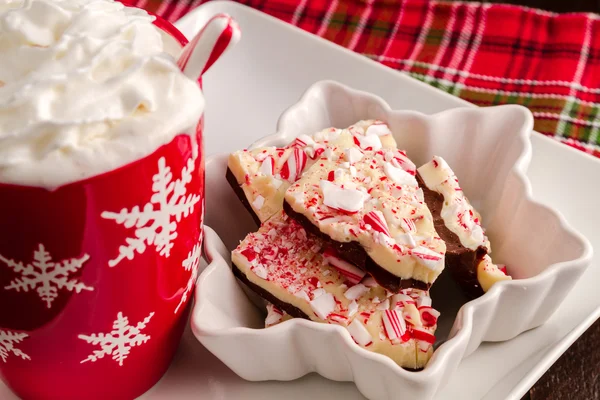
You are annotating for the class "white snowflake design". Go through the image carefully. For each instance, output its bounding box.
[174,242,201,314]
[0,244,93,308]
[78,311,154,366]
[0,330,31,363]
[101,156,200,267]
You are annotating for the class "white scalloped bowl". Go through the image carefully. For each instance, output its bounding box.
[192,81,593,400]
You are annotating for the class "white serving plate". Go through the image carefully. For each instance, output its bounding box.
[193,79,591,400]
[1,2,597,399]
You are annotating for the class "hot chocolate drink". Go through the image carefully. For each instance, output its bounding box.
[0,0,204,187]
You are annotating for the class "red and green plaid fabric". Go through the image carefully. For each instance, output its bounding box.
[134,0,600,158]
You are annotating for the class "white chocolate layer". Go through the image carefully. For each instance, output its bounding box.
[418,156,512,292]
[417,156,490,251]
[285,149,446,284]
[228,120,397,223]
[233,213,438,369]
[477,255,512,292]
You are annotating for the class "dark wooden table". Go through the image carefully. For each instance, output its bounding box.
[461,1,600,399]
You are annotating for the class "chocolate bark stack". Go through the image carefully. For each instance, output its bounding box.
[227,120,510,369]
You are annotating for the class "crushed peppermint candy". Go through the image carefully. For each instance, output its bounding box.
[365,122,392,137]
[376,298,390,310]
[252,264,268,280]
[411,327,436,344]
[417,295,432,308]
[265,304,284,327]
[354,134,382,151]
[285,139,445,288]
[259,157,274,176]
[363,210,391,237]
[252,195,265,210]
[344,284,369,300]
[319,180,367,213]
[323,248,366,284]
[345,147,364,164]
[281,147,307,182]
[348,300,359,317]
[362,276,378,287]
[411,246,444,270]
[383,309,408,343]
[295,290,310,302]
[347,319,372,347]
[310,292,336,319]
[394,233,417,248]
[384,162,418,186]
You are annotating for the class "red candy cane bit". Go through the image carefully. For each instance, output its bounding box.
[382,309,407,343]
[363,211,391,237]
[323,247,366,284]
[499,265,508,275]
[240,248,257,262]
[280,148,307,182]
[400,218,416,233]
[294,137,307,147]
[327,170,335,182]
[418,306,440,327]
[432,159,439,168]
[411,327,436,344]
[329,313,349,325]
[411,249,441,261]
[312,147,325,159]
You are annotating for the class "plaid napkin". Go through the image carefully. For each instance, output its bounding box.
[134,0,600,158]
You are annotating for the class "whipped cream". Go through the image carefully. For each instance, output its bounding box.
[0,0,204,188]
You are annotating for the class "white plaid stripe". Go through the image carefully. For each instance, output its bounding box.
[556,136,600,153]
[316,0,339,37]
[452,3,490,96]
[535,112,600,129]
[363,56,600,95]
[422,2,459,84]
[431,0,558,17]
[405,1,435,75]
[377,2,406,61]
[403,72,600,108]
[348,0,375,50]
[445,4,475,73]
[290,0,309,26]
[556,17,595,137]
[588,117,600,151]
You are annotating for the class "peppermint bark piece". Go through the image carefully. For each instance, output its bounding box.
[417,156,511,298]
[232,213,438,369]
[227,120,397,224]
[284,148,446,292]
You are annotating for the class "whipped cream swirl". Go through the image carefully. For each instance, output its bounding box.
[0,0,204,188]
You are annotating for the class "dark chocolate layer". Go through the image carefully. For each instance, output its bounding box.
[417,173,487,299]
[283,201,430,292]
[232,261,310,320]
[226,167,262,226]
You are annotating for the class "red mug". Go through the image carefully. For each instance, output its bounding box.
[0,11,240,400]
